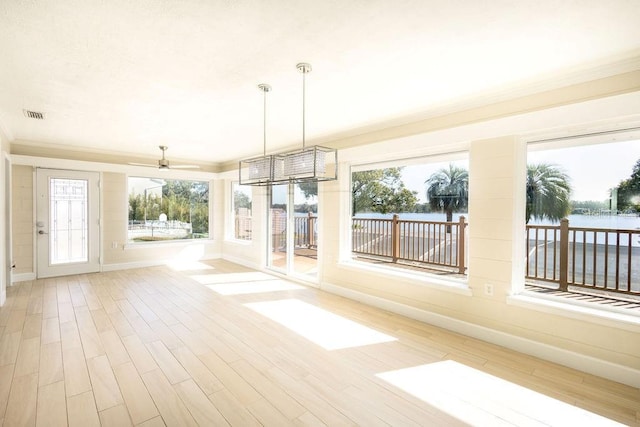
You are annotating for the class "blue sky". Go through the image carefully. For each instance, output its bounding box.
[401,139,640,203]
[526,139,640,201]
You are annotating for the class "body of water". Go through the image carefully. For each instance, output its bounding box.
[529,214,640,230]
[354,212,640,230]
[354,212,640,247]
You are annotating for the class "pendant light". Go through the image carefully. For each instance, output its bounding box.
[272,63,337,184]
[239,84,274,186]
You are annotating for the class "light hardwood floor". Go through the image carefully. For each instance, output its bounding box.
[0,259,638,426]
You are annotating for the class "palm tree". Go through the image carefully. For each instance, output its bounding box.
[425,164,469,229]
[526,163,571,224]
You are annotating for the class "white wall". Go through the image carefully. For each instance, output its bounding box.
[9,158,221,277]
[11,165,33,279]
[316,91,640,387]
[217,172,267,270]
[0,132,8,306]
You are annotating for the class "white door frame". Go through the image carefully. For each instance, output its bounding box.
[1,153,10,305]
[36,168,100,278]
[267,183,319,283]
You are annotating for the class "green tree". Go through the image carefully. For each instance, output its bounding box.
[127,178,209,239]
[234,191,252,210]
[146,193,162,220]
[298,181,318,199]
[128,194,144,221]
[526,163,572,224]
[352,168,417,215]
[189,181,209,235]
[425,164,469,225]
[570,200,607,214]
[615,158,640,213]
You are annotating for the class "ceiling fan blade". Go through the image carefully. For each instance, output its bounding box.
[128,162,157,167]
[129,146,199,170]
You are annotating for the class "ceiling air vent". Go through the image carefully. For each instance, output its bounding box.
[23,109,45,120]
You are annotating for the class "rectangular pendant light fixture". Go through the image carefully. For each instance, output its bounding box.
[239,64,337,186]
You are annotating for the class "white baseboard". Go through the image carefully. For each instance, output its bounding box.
[12,272,36,283]
[102,260,166,272]
[102,255,222,272]
[222,254,261,271]
[321,282,640,389]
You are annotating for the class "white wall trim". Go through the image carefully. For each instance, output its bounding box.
[11,154,217,180]
[338,260,472,296]
[1,151,9,304]
[102,260,166,272]
[221,254,261,271]
[321,282,640,388]
[12,272,36,283]
[261,267,320,289]
[123,239,217,250]
[102,254,223,272]
[508,293,640,333]
[339,92,640,166]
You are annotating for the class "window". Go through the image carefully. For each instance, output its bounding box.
[127,177,209,242]
[525,138,640,297]
[351,155,469,275]
[232,182,252,240]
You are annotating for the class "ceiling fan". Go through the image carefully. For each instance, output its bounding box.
[128,145,199,170]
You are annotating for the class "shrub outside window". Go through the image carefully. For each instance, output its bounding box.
[128,177,209,242]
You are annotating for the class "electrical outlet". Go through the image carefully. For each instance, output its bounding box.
[484,283,494,296]
[111,241,118,249]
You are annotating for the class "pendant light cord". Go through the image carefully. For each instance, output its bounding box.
[302,69,306,150]
[297,63,311,150]
[263,86,267,156]
[258,83,271,157]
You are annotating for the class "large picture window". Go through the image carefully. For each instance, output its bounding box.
[525,139,640,297]
[351,155,469,275]
[128,177,209,242]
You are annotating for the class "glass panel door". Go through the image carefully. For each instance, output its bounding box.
[268,184,288,272]
[49,178,89,264]
[293,182,317,278]
[36,169,100,278]
[268,182,319,282]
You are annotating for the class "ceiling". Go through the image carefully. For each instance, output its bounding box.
[1,0,639,167]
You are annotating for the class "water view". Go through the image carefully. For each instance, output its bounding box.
[355,212,640,230]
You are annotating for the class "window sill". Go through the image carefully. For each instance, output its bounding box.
[338,259,472,296]
[508,292,640,332]
[124,239,215,249]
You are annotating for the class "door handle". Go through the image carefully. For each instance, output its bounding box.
[38,230,48,235]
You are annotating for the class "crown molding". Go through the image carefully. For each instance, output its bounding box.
[10,139,220,173]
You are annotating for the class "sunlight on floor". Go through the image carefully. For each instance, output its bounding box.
[190,271,276,285]
[166,260,215,271]
[206,279,305,295]
[377,360,622,426]
[245,299,397,350]
[165,244,207,271]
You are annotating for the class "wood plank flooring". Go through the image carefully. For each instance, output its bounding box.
[0,259,638,426]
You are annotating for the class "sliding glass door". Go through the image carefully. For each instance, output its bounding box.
[268,183,318,281]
